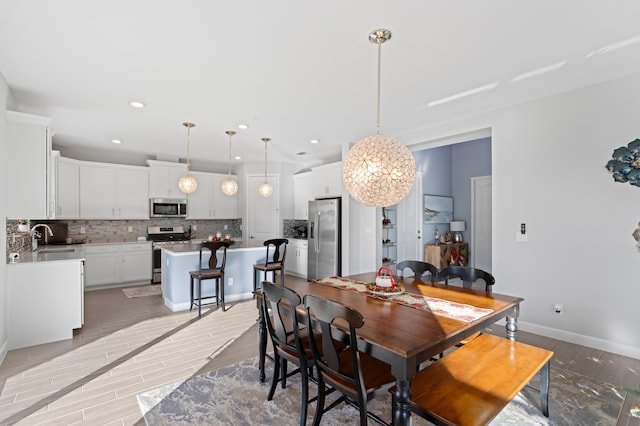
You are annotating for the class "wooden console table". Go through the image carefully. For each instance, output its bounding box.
[425,243,468,268]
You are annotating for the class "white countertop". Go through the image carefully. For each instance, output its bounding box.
[8,245,85,264]
[161,241,262,255]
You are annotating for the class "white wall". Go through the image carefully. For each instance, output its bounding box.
[403,71,640,359]
[0,71,10,362]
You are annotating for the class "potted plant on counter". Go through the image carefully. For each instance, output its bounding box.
[17,219,30,233]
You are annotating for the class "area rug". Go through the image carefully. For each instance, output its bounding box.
[122,285,162,298]
[137,356,624,425]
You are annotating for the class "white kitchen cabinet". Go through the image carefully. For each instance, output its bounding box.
[55,156,80,218]
[80,163,149,219]
[6,111,53,219]
[7,259,84,349]
[84,244,121,287]
[211,174,238,218]
[186,171,214,218]
[187,171,238,219]
[85,242,152,288]
[293,172,313,220]
[116,167,149,218]
[311,162,343,199]
[146,160,187,198]
[288,239,308,277]
[121,243,153,282]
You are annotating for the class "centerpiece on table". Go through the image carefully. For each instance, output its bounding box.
[366,265,404,295]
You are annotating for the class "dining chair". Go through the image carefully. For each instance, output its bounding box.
[304,294,395,426]
[262,281,316,426]
[437,266,495,350]
[253,238,289,292]
[396,260,438,282]
[189,240,230,316]
[437,266,495,291]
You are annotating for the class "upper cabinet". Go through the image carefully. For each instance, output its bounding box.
[187,171,238,219]
[292,162,343,220]
[6,111,53,219]
[146,160,187,199]
[55,155,80,219]
[293,172,313,220]
[80,163,149,219]
[311,162,343,198]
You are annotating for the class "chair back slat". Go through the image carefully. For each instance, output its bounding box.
[437,266,495,291]
[304,294,364,390]
[262,281,303,355]
[396,260,438,281]
[200,241,230,270]
[263,238,288,267]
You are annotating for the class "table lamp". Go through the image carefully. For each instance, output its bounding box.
[450,221,466,243]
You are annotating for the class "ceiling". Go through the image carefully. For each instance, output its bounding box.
[2,1,640,172]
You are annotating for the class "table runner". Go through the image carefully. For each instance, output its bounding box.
[314,276,493,323]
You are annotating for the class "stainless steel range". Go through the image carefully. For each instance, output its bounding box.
[147,225,191,284]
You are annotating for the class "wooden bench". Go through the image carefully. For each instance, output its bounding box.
[392,333,553,426]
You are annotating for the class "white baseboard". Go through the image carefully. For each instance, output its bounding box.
[495,319,640,360]
[164,293,254,312]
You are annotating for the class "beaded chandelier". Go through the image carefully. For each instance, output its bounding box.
[342,29,415,207]
[178,122,198,194]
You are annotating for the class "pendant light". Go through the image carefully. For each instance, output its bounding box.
[342,29,416,207]
[178,122,198,194]
[258,137,273,198]
[221,130,239,196]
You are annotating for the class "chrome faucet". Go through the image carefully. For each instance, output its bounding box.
[31,224,53,252]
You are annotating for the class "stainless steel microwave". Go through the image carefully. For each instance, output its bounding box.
[150,198,187,218]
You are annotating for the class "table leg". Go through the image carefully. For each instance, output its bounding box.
[505,304,519,340]
[256,298,267,382]
[392,379,411,426]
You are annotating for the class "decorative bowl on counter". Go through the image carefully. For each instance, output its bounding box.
[202,238,235,245]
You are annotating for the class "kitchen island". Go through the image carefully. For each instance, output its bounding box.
[160,242,268,311]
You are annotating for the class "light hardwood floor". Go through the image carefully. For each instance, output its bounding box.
[0,274,639,425]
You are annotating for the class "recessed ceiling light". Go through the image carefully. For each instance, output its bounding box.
[112,139,122,144]
[129,101,145,108]
[238,124,249,130]
[310,139,319,144]
[234,156,242,160]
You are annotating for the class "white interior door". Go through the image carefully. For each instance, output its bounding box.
[397,171,423,262]
[248,175,280,247]
[471,176,492,272]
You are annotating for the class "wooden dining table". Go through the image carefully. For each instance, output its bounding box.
[255,272,523,426]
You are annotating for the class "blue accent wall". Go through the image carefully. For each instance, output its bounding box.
[452,137,492,243]
[414,137,491,246]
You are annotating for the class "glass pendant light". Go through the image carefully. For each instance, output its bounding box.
[258,137,273,198]
[178,122,198,194]
[221,130,238,196]
[342,29,416,207]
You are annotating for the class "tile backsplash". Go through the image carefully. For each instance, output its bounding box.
[283,219,308,239]
[6,218,242,253]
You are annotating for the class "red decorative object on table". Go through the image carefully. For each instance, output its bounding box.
[375,265,397,288]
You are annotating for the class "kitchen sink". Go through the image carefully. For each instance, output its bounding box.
[38,247,75,253]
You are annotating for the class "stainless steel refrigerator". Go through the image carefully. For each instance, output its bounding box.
[307,198,341,280]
